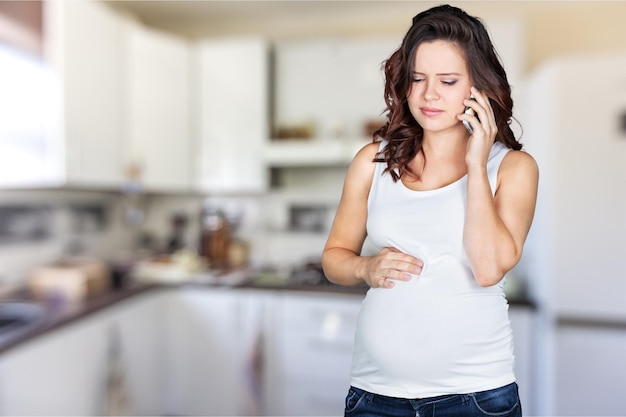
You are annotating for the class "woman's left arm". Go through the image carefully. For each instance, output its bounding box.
[461,88,539,287]
[464,151,538,286]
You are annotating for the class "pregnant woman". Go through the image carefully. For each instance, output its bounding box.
[322,4,539,416]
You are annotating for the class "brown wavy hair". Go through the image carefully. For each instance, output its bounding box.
[373,4,522,181]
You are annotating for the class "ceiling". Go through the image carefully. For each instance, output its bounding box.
[105,1,567,39]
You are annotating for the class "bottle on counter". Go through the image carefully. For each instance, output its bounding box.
[227,237,249,269]
[166,213,188,254]
[199,206,230,268]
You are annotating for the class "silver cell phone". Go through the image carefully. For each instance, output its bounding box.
[462,96,476,134]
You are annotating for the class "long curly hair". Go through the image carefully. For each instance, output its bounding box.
[373,4,522,181]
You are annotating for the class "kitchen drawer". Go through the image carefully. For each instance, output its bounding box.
[271,292,361,379]
[277,291,362,329]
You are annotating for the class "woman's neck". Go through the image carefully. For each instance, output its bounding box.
[421,128,469,160]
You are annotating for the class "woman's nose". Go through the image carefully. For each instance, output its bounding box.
[424,81,439,101]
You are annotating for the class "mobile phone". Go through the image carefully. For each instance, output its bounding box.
[462,95,476,134]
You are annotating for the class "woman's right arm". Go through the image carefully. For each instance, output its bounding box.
[322,143,423,288]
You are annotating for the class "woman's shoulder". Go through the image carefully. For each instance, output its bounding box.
[348,140,384,169]
[355,140,384,160]
[499,148,539,183]
[502,148,537,169]
[344,141,384,190]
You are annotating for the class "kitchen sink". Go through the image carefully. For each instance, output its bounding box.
[0,301,46,340]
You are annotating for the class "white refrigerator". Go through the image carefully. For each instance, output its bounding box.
[517,52,626,416]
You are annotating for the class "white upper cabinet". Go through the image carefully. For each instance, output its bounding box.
[44,0,125,187]
[0,42,61,187]
[273,37,395,140]
[195,38,270,193]
[268,37,397,167]
[124,22,192,192]
[2,1,192,191]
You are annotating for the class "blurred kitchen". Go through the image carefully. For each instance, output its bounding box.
[0,0,625,415]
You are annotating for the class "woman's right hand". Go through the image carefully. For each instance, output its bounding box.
[360,247,424,288]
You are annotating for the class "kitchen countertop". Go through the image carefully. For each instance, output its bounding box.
[0,270,535,355]
[0,283,159,355]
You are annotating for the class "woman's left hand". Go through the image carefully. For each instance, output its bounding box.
[458,86,497,170]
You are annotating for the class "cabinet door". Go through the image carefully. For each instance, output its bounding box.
[0,42,62,187]
[103,290,167,416]
[163,287,243,416]
[0,291,166,416]
[196,38,269,193]
[237,289,280,416]
[508,306,535,416]
[267,291,363,416]
[45,0,125,187]
[272,39,336,137]
[125,22,192,192]
[273,37,395,141]
[0,315,108,415]
[554,324,626,415]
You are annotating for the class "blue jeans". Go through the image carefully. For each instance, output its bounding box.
[344,382,522,417]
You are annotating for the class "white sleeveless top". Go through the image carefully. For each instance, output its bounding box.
[351,140,515,398]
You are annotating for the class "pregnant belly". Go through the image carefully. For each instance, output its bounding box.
[352,260,511,387]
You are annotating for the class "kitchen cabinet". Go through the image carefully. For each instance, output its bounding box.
[4,1,192,190]
[0,287,537,416]
[163,287,246,416]
[272,37,395,142]
[103,290,166,415]
[195,38,270,193]
[237,289,276,415]
[43,0,125,187]
[0,290,165,416]
[264,291,363,416]
[0,311,108,415]
[0,42,60,187]
[124,22,192,192]
[554,322,626,416]
[508,305,536,416]
[268,37,395,169]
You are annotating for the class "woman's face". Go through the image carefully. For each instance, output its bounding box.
[407,39,473,134]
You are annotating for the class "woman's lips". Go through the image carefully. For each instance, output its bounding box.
[420,107,443,117]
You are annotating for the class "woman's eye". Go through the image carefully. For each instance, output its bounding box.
[442,80,457,86]
[412,78,424,83]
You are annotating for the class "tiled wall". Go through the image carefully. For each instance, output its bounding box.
[0,166,347,290]
[142,166,347,268]
[0,190,137,292]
